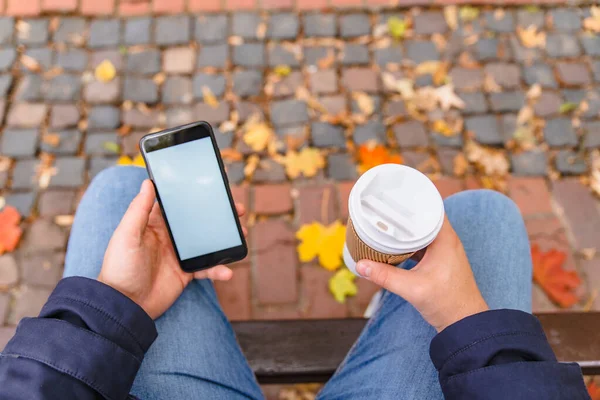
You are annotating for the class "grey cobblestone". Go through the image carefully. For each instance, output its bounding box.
[124,17,151,46]
[85,132,119,156]
[405,41,439,63]
[56,49,88,72]
[88,106,120,130]
[198,44,228,69]
[393,121,428,147]
[484,10,514,33]
[1,129,38,158]
[327,153,357,181]
[54,18,86,45]
[414,11,448,35]
[193,73,226,99]
[466,115,502,146]
[123,78,158,103]
[5,192,35,217]
[339,14,370,38]
[233,43,265,68]
[268,44,300,68]
[311,122,346,149]
[341,44,369,66]
[18,19,49,45]
[556,150,587,175]
[550,9,581,33]
[304,14,336,37]
[0,17,14,45]
[233,70,262,97]
[11,159,39,189]
[353,119,386,144]
[546,33,581,58]
[156,16,191,46]
[511,150,548,176]
[195,15,228,44]
[232,13,262,40]
[523,64,558,88]
[89,19,121,48]
[489,91,525,112]
[163,77,193,105]
[40,130,82,155]
[126,50,161,75]
[544,118,578,147]
[268,13,299,40]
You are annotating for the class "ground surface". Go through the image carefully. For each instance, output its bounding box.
[0,3,599,395]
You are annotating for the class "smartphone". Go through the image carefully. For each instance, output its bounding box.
[139,121,247,273]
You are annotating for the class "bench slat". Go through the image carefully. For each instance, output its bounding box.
[232,312,600,384]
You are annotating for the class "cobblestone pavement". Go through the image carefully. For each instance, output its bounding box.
[0,3,600,366]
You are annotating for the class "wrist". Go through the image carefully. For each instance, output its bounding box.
[437,297,489,332]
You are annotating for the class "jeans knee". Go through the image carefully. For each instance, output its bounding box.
[90,166,148,192]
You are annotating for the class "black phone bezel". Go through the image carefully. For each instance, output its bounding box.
[139,121,248,273]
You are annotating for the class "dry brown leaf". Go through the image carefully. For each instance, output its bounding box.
[228,36,243,46]
[463,35,479,46]
[381,73,415,100]
[435,84,465,111]
[413,87,439,111]
[483,74,502,93]
[296,86,327,114]
[583,6,600,33]
[136,103,151,115]
[202,86,219,109]
[243,154,260,178]
[54,215,74,227]
[415,61,441,76]
[373,23,388,37]
[317,49,335,69]
[465,141,509,176]
[256,22,267,39]
[352,92,374,116]
[458,52,480,69]
[493,8,505,20]
[16,20,31,40]
[21,54,41,72]
[43,66,64,80]
[526,83,542,100]
[118,125,132,136]
[453,153,469,177]
[0,157,11,173]
[581,248,597,261]
[219,120,237,133]
[153,72,166,85]
[433,61,450,86]
[42,133,61,148]
[444,6,458,30]
[431,33,447,52]
[517,106,534,125]
[517,25,546,49]
[432,120,456,136]
[591,150,600,197]
[221,148,244,162]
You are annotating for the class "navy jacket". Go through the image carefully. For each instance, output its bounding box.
[0,277,590,399]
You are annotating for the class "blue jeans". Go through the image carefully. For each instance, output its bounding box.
[64,166,531,400]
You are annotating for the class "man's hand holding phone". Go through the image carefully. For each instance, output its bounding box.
[98,179,247,319]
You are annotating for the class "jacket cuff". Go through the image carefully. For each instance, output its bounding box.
[430,309,556,378]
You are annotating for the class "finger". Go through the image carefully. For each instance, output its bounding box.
[118,180,156,239]
[356,260,420,301]
[235,202,246,217]
[193,265,233,281]
[242,226,248,237]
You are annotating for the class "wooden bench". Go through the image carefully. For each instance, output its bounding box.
[232,312,600,384]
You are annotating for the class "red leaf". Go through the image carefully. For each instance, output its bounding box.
[358,143,402,174]
[532,244,581,308]
[0,206,23,254]
[588,381,600,400]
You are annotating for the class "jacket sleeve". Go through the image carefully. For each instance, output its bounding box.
[0,276,157,400]
[430,309,590,400]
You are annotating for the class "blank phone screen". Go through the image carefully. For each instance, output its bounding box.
[145,137,242,260]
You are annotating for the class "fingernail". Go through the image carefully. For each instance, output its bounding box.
[356,261,372,278]
[140,180,149,194]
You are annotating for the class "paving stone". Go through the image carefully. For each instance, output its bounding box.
[431,128,463,147]
[11,159,38,189]
[511,151,547,176]
[89,19,120,48]
[374,46,403,68]
[304,14,336,37]
[156,16,191,46]
[296,183,336,225]
[54,17,85,45]
[475,38,500,61]
[275,126,307,152]
[162,76,193,105]
[546,33,581,58]
[268,13,299,39]
[592,61,600,83]
[50,157,85,188]
[17,19,49,45]
[434,148,459,175]
[523,64,558,89]
[49,105,79,130]
[402,151,436,174]
[516,9,544,28]
[507,176,553,217]
[304,46,336,67]
[85,132,119,155]
[353,118,386,144]
[583,121,600,149]
[232,12,262,40]
[124,17,151,45]
[327,153,357,181]
[55,49,88,72]
[89,157,118,179]
[224,162,244,184]
[121,131,145,155]
[544,118,577,147]
[38,190,76,217]
[342,68,379,93]
[20,252,64,288]
[405,41,439,63]
[561,89,586,105]
[251,159,286,183]
[499,114,518,145]
[15,75,42,101]
[268,44,300,67]
[20,48,52,73]
[126,50,161,75]
[484,10,514,32]
[213,128,233,150]
[0,75,12,97]
[466,115,502,146]
[301,265,348,319]
[552,178,600,250]
[271,100,308,128]
[88,106,120,130]
[231,70,262,98]
[123,108,161,128]
[233,43,265,68]
[582,91,600,119]
[214,264,250,320]
[484,63,521,89]
[40,130,81,155]
[0,255,18,289]
[194,15,228,44]
[0,48,16,72]
[193,73,226,99]
[489,91,525,112]
[84,78,120,104]
[253,184,292,215]
[42,75,81,101]
[311,122,346,149]
[533,91,563,117]
[509,36,542,64]
[194,102,230,125]
[0,171,7,189]
[556,62,591,86]
[458,92,488,114]
[163,47,195,74]
[7,104,47,127]
[581,35,600,57]
[319,95,347,115]
[393,121,428,147]
[449,67,484,92]
[341,44,369,66]
[123,78,158,103]
[413,11,447,35]
[550,8,581,32]
[165,106,193,126]
[0,17,14,45]
[197,44,228,68]
[5,192,35,217]
[91,50,123,72]
[10,286,53,324]
[306,69,336,95]
[555,150,587,175]
[339,14,370,38]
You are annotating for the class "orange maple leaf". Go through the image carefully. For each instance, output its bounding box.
[532,244,581,308]
[358,143,402,174]
[588,381,600,400]
[0,206,23,255]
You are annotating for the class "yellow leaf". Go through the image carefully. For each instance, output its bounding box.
[133,154,146,167]
[274,65,291,77]
[415,61,440,76]
[94,59,116,83]
[444,5,458,30]
[280,148,325,179]
[432,120,455,136]
[243,120,274,152]
[296,221,346,271]
[517,25,546,49]
[202,86,219,109]
[387,17,408,40]
[352,91,374,116]
[117,155,133,166]
[329,268,357,303]
[459,6,480,22]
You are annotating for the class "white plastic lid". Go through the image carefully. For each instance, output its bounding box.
[348,164,444,254]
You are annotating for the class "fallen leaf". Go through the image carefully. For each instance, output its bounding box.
[279,147,325,179]
[458,51,480,69]
[118,125,132,136]
[513,126,536,149]
[517,25,546,49]
[352,92,374,116]
[431,33,447,52]
[435,84,465,111]
[583,6,600,33]
[37,154,57,189]
[42,133,61,148]
[581,248,597,260]
[16,20,31,40]
[532,244,581,308]
[256,21,267,39]
[329,268,358,303]
[387,17,408,40]
[444,5,458,30]
[274,65,291,77]
[220,148,244,162]
[415,61,440,76]
[453,153,469,177]
[94,59,116,83]
[317,49,335,69]
[588,380,600,400]
[493,8,505,20]
[381,73,415,99]
[0,197,4,210]
[525,5,541,13]
[517,105,534,125]
[153,72,166,85]
[54,215,74,227]
[433,61,450,86]
[243,118,274,152]
[117,154,145,167]
[296,221,346,271]
[43,66,63,80]
[21,54,41,72]
[244,154,260,178]
[0,157,10,173]
[358,142,402,174]
[583,289,598,312]
[591,150,600,197]
[0,206,23,255]
[103,141,120,154]
[483,74,502,93]
[202,86,219,109]
[526,83,542,100]
[413,86,439,111]
[432,120,456,136]
[229,35,243,46]
[459,6,480,22]
[559,102,578,114]
[465,141,509,176]
[295,86,328,114]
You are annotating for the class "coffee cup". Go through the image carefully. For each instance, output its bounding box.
[343,164,445,275]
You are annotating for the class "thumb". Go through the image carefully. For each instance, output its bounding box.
[356,260,420,301]
[118,179,156,240]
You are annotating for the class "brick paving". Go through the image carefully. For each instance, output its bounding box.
[0,3,598,383]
